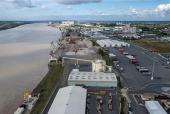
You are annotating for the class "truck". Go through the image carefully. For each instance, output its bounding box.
[129,59,138,64]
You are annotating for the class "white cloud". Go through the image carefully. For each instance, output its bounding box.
[66,5,72,9]
[129,7,139,15]
[54,0,102,5]
[41,5,46,9]
[128,3,170,18]
[154,3,170,17]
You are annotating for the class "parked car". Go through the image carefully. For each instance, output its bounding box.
[139,68,149,72]
[123,52,129,55]
[136,66,145,70]
[141,71,151,76]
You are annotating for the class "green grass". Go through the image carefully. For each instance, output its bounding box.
[117,77,124,89]
[133,39,170,53]
[120,96,128,114]
[30,63,64,114]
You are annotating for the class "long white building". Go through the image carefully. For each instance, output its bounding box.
[48,86,87,114]
[68,69,117,87]
[96,39,130,48]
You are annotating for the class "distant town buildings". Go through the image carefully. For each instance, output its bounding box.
[122,24,137,34]
[61,21,75,26]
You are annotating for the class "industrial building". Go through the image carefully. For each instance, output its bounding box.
[68,69,117,87]
[96,39,130,48]
[48,86,87,114]
[145,101,167,114]
[122,24,136,34]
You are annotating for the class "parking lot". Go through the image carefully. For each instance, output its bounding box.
[109,45,170,91]
[107,44,170,114]
[86,87,119,114]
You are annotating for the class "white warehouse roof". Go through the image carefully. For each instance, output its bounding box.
[68,69,117,87]
[48,86,87,114]
[96,39,130,48]
[145,101,167,114]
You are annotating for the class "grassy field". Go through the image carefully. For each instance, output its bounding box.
[30,63,64,114]
[133,39,170,53]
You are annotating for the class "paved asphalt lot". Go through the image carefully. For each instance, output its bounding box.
[86,87,119,114]
[87,93,119,114]
[109,44,170,114]
[109,45,170,91]
[128,94,148,114]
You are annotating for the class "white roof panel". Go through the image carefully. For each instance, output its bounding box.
[96,40,105,47]
[145,101,167,114]
[68,70,117,82]
[97,39,130,47]
[48,86,87,114]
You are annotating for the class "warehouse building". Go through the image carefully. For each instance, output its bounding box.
[68,69,117,87]
[48,86,87,114]
[145,101,167,114]
[96,39,130,48]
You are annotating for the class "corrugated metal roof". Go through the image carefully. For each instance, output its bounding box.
[96,39,130,47]
[48,86,87,114]
[68,70,117,82]
[145,101,167,114]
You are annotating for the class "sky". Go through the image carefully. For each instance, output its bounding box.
[0,0,170,21]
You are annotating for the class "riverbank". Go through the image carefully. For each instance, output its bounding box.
[30,63,63,114]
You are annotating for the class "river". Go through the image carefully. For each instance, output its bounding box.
[0,23,61,114]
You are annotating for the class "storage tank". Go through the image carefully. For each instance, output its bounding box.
[107,66,112,72]
[92,60,106,72]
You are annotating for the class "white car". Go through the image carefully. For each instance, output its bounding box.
[123,52,129,55]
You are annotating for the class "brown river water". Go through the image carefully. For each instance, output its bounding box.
[0,23,61,114]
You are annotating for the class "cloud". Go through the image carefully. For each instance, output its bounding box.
[41,5,47,9]
[54,0,102,5]
[129,7,139,15]
[1,0,35,8]
[128,3,170,18]
[0,0,102,9]
[154,3,170,17]
[66,5,72,9]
